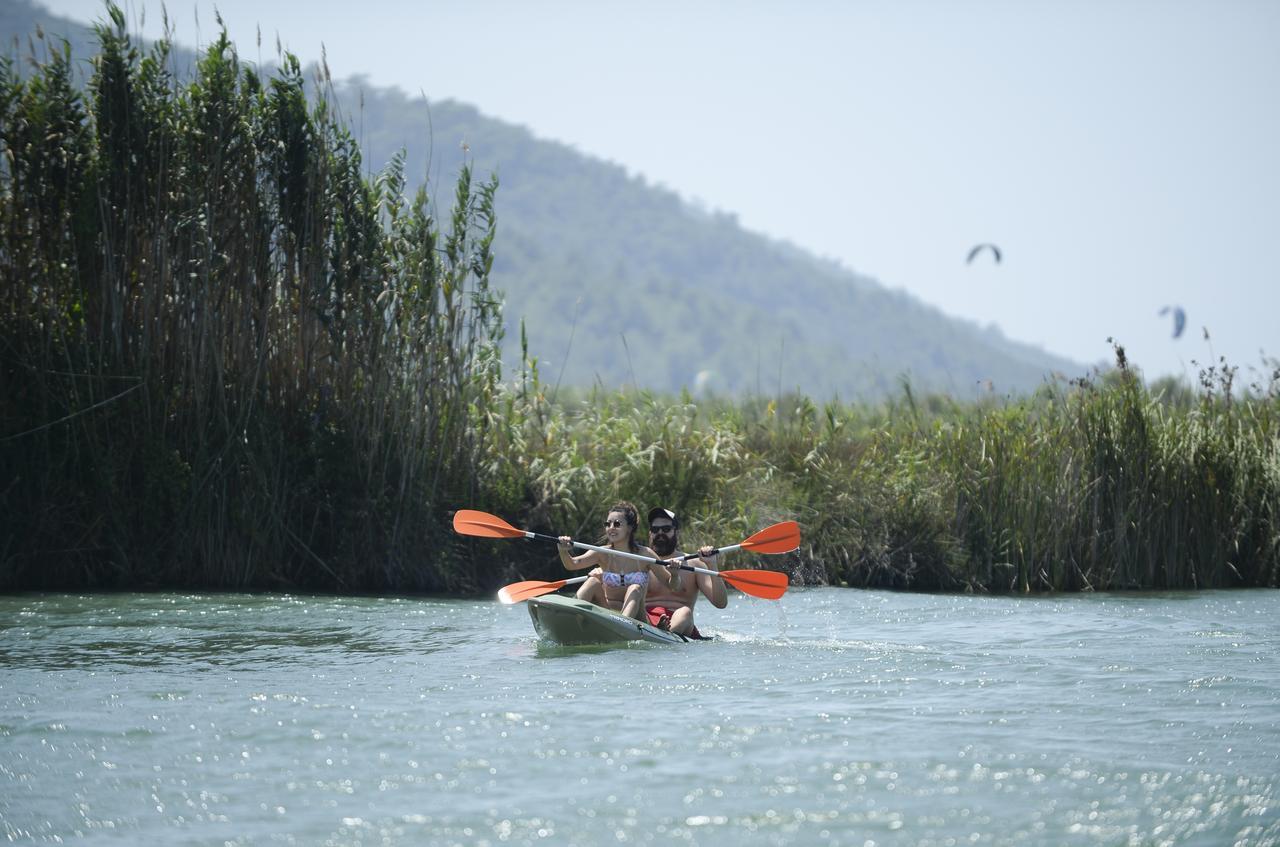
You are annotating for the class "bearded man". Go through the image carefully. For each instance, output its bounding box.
[642,507,726,638]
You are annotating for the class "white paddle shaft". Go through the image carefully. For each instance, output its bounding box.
[534,532,733,575]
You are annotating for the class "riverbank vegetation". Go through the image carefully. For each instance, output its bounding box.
[474,346,1279,593]
[3,19,1277,594]
[2,14,502,592]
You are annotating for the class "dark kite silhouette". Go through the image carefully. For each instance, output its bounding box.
[1159,305,1186,339]
[966,243,1002,264]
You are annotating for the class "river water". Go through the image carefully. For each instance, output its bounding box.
[1,588,1277,846]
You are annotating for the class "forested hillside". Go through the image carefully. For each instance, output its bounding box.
[348,87,1084,398]
[8,1,1084,399]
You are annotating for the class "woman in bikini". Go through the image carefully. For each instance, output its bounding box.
[557,501,675,621]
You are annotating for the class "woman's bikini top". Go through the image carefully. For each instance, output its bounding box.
[602,571,649,588]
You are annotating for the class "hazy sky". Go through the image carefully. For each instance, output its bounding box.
[42,0,1280,383]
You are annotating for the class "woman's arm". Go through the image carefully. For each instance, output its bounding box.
[558,537,599,571]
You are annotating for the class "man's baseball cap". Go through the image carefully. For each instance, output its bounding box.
[647,507,678,527]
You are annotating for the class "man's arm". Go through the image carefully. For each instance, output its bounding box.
[694,547,728,608]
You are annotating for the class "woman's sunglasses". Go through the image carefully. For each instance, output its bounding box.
[604,519,626,528]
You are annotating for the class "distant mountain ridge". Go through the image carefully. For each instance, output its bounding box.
[8,1,1085,399]
[358,89,1085,398]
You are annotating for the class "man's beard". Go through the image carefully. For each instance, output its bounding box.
[651,534,678,557]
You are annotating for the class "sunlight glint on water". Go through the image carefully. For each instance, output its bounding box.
[1,589,1277,845]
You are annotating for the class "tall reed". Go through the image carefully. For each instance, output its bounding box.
[1,12,501,591]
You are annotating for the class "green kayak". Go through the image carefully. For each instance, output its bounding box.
[526,594,690,645]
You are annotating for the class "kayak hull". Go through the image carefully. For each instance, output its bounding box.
[526,594,688,645]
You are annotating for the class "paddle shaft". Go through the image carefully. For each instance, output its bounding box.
[551,533,755,590]
[459,510,793,601]
[509,537,784,601]
[530,530,742,568]
[565,560,767,586]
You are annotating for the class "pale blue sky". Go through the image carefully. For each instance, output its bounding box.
[42,0,1280,383]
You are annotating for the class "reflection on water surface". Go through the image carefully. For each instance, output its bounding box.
[1,589,1277,845]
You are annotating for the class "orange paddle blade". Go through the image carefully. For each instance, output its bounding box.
[497,578,569,604]
[720,568,789,600]
[739,521,800,554]
[454,509,526,539]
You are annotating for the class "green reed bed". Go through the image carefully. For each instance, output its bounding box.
[480,355,1279,594]
[1,14,501,592]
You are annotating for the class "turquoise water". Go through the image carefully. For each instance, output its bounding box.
[1,588,1277,846]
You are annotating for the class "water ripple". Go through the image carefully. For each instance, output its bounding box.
[1,588,1278,845]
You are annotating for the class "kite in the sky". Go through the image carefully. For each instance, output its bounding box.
[966,243,1002,264]
[1159,305,1186,339]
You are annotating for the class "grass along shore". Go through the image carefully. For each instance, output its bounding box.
[471,346,1279,594]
